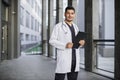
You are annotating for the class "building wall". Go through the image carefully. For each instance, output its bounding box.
[104,0,114,39]
[20,0,42,50]
[0,0,1,62]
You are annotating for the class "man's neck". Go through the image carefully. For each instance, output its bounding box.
[65,20,73,26]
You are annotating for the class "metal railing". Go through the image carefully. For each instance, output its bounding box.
[23,44,42,55]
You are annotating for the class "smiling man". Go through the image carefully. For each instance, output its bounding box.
[49,6,85,80]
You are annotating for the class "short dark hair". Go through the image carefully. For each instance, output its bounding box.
[65,6,75,13]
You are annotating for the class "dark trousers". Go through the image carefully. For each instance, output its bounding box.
[55,72,78,80]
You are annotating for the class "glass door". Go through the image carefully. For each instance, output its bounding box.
[1,2,9,60]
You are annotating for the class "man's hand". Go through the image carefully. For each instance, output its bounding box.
[66,42,73,48]
[79,40,85,46]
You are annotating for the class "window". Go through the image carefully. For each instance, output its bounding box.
[26,11,30,28]
[35,1,37,13]
[31,16,34,29]
[38,22,39,32]
[33,0,35,10]
[36,21,38,31]
[34,36,35,41]
[31,0,34,8]
[38,7,40,16]
[26,34,29,41]
[31,35,33,41]
[39,23,42,33]
[20,6,24,25]
[20,33,24,41]
[35,36,37,41]
[35,19,37,31]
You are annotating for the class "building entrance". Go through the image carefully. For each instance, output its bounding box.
[1,0,9,60]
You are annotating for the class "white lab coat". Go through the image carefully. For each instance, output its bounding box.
[49,21,80,73]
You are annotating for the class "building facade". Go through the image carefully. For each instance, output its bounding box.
[20,0,42,51]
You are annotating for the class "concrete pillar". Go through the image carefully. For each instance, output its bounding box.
[7,0,14,59]
[93,0,99,39]
[100,0,105,39]
[58,0,63,22]
[7,0,20,59]
[85,0,93,72]
[48,0,54,57]
[56,0,59,23]
[42,0,48,56]
[72,0,78,24]
[92,0,99,71]
[56,0,63,23]
[92,0,99,70]
[68,0,72,6]
[54,0,59,59]
[13,0,20,58]
[115,0,120,79]
[0,0,1,62]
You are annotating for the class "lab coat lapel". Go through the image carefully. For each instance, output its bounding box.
[62,21,72,42]
[62,21,70,33]
[72,23,79,35]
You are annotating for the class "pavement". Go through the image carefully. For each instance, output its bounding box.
[0,54,112,80]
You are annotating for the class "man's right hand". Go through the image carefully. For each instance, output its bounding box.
[66,42,73,48]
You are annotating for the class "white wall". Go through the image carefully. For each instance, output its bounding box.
[77,0,85,31]
[93,0,99,39]
[104,0,114,39]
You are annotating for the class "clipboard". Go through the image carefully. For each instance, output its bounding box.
[73,31,87,48]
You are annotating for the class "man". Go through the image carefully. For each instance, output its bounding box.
[49,6,85,80]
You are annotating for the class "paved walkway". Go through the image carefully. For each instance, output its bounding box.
[0,54,111,80]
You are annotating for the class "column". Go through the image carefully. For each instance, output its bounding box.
[56,0,63,23]
[93,0,99,39]
[115,0,120,79]
[72,0,78,24]
[7,0,20,59]
[56,0,59,23]
[13,0,21,58]
[7,0,14,59]
[48,0,54,57]
[68,0,72,6]
[42,0,48,56]
[0,0,1,61]
[92,0,99,71]
[85,0,93,71]
[58,0,63,22]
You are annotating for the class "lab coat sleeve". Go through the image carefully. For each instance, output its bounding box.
[49,25,66,50]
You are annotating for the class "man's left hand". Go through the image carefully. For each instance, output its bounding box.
[79,40,85,46]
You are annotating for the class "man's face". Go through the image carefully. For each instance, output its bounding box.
[64,9,75,22]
